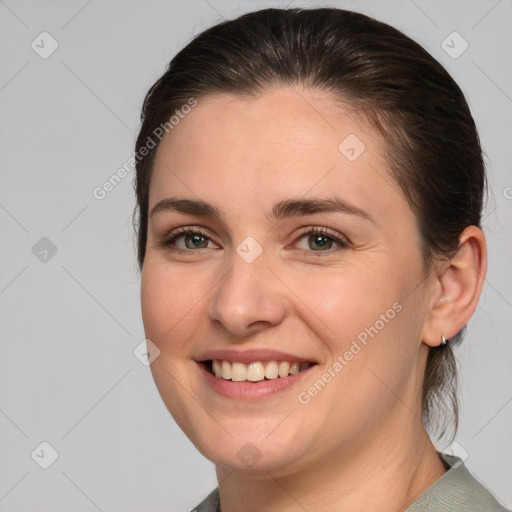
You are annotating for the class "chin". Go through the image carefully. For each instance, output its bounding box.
[184,420,316,475]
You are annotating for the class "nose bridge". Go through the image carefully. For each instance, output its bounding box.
[208,243,285,335]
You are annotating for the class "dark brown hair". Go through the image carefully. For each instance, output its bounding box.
[133,8,486,441]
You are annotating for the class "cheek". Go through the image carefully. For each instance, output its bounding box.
[295,262,402,345]
[294,263,420,400]
[140,260,204,352]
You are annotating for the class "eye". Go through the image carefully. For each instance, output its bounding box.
[159,228,218,252]
[158,226,349,255]
[294,227,349,253]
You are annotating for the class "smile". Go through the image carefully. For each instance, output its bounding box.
[207,359,314,382]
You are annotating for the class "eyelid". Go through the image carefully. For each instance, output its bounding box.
[291,226,350,254]
[293,226,349,243]
[158,226,219,252]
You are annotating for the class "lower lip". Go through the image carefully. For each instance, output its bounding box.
[198,363,315,400]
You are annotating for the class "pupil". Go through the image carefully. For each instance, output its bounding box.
[310,235,331,250]
[186,234,207,249]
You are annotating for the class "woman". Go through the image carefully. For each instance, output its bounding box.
[133,8,509,512]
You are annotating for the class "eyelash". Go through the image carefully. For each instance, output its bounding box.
[158,226,349,256]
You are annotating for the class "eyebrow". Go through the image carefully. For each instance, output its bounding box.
[149,197,374,223]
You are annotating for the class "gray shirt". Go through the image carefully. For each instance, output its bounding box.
[193,457,510,511]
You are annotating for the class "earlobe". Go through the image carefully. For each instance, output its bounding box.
[422,226,487,348]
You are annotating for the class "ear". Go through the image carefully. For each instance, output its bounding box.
[422,226,487,348]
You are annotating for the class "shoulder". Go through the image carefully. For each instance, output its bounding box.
[192,487,220,512]
[192,460,510,512]
[406,457,510,512]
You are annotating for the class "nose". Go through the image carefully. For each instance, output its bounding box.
[207,251,287,338]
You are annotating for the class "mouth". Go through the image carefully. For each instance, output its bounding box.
[201,359,317,383]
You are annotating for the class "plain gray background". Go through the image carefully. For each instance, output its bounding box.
[0,0,511,511]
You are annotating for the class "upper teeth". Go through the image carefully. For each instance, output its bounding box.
[211,360,311,382]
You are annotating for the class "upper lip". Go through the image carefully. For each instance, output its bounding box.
[197,349,317,365]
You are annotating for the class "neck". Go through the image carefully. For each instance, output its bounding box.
[216,414,447,512]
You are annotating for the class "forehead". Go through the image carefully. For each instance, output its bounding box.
[149,87,406,224]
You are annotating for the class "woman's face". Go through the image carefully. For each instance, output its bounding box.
[141,87,435,473]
